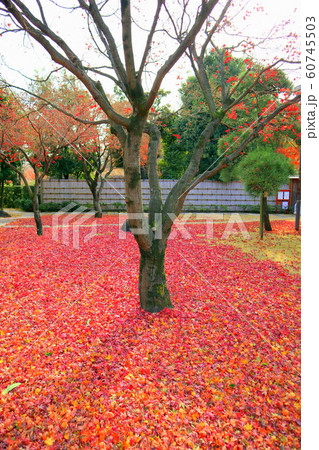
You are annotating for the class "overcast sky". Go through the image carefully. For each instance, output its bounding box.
[0,0,300,101]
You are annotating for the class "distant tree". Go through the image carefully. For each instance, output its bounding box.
[159,111,227,179]
[31,72,117,217]
[237,147,294,239]
[45,146,84,180]
[76,133,117,218]
[0,90,19,215]
[0,88,96,235]
[0,160,19,215]
[159,52,298,182]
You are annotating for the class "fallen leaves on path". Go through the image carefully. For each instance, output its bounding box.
[0,218,300,449]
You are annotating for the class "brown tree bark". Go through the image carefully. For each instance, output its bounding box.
[93,193,103,218]
[139,239,173,312]
[33,185,43,236]
[263,193,272,231]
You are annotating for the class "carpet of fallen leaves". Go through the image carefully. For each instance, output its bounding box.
[0,216,300,449]
[216,220,301,275]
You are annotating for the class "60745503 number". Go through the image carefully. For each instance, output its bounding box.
[306,17,316,79]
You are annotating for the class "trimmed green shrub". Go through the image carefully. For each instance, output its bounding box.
[39,202,61,212]
[21,199,34,212]
[3,185,35,208]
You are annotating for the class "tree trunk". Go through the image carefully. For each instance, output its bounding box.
[139,240,173,313]
[295,160,301,231]
[262,193,272,231]
[295,197,301,231]
[259,192,264,240]
[0,180,4,211]
[33,188,43,236]
[93,193,103,218]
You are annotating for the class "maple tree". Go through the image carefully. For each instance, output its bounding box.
[31,73,118,218]
[76,136,116,218]
[45,146,84,180]
[0,0,300,312]
[0,89,20,214]
[0,87,97,234]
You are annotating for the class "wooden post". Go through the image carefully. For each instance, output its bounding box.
[295,159,301,231]
[260,192,264,240]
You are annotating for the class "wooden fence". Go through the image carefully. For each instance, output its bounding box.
[41,178,289,212]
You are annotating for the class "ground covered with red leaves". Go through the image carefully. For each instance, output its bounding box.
[0,216,300,449]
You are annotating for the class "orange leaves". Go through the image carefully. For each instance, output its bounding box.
[226,75,238,83]
[123,106,132,115]
[43,436,54,446]
[277,146,300,169]
[0,218,300,448]
[228,110,237,120]
[0,87,98,166]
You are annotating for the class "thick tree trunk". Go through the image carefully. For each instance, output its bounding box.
[139,241,173,313]
[123,126,151,253]
[93,193,103,218]
[262,193,272,231]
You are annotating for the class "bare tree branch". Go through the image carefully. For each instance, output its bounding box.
[120,0,137,94]
[199,0,232,59]
[79,0,128,90]
[145,0,219,111]
[35,0,47,26]
[0,0,130,127]
[188,45,217,115]
[137,0,164,82]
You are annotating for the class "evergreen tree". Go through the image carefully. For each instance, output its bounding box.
[237,147,294,238]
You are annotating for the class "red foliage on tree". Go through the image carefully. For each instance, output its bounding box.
[0,87,100,233]
[276,146,300,169]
